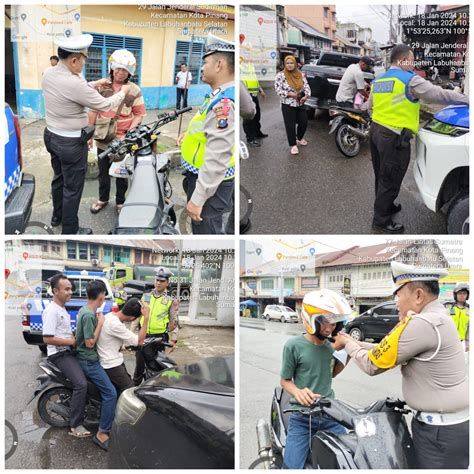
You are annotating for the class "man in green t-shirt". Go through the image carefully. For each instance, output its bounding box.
[280,290,351,469]
[75,280,117,451]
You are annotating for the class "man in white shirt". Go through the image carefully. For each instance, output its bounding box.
[42,273,91,438]
[335,56,373,108]
[176,63,192,110]
[96,298,150,394]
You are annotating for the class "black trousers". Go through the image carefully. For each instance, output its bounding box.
[97,146,128,205]
[281,104,308,147]
[105,363,134,395]
[133,332,169,385]
[184,172,234,234]
[44,128,88,234]
[243,95,262,141]
[176,88,188,110]
[412,418,469,469]
[48,351,87,429]
[370,122,411,226]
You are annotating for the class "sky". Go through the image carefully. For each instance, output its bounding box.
[336,4,420,44]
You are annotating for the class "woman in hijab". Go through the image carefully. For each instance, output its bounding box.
[274,55,311,155]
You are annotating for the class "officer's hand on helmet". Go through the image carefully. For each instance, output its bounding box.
[121,84,132,96]
[95,78,112,88]
[294,388,319,407]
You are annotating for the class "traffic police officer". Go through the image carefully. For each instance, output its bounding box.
[445,283,469,351]
[113,283,128,310]
[240,57,267,146]
[132,267,178,385]
[42,34,132,234]
[180,34,235,234]
[334,261,469,469]
[368,44,469,234]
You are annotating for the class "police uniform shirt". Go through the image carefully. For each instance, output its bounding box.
[42,301,74,356]
[344,299,468,413]
[190,81,235,208]
[368,66,469,134]
[42,62,126,131]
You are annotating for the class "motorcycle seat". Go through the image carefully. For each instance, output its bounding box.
[332,433,358,454]
[331,105,369,117]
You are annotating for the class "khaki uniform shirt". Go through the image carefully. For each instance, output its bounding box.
[191,81,235,207]
[42,62,126,130]
[345,299,468,413]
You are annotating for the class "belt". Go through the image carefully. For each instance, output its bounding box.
[416,408,469,426]
[47,126,82,138]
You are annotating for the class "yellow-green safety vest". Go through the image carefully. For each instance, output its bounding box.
[181,87,235,180]
[448,304,469,341]
[371,68,420,134]
[140,292,173,334]
[114,289,127,306]
[241,63,260,96]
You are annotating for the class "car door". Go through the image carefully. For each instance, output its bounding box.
[372,303,396,339]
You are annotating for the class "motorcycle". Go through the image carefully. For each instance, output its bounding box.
[250,387,416,469]
[29,337,176,428]
[328,105,371,158]
[98,107,192,234]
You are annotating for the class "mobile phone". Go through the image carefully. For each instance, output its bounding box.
[143,293,151,303]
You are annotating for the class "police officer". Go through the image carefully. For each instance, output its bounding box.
[113,283,128,310]
[132,267,178,385]
[334,261,469,469]
[179,34,235,234]
[240,57,267,147]
[42,34,132,234]
[445,283,469,351]
[369,44,469,233]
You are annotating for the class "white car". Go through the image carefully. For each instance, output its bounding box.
[263,305,299,323]
[414,104,469,234]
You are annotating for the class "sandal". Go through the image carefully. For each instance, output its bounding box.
[297,138,308,146]
[290,146,299,155]
[69,425,92,438]
[93,434,110,451]
[90,201,108,214]
[116,204,124,213]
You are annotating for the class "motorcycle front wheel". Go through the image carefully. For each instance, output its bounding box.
[248,456,276,469]
[37,387,72,427]
[335,124,361,158]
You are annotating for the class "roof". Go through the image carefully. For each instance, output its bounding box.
[287,16,332,41]
[335,34,361,49]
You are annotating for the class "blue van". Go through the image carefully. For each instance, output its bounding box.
[4,103,35,234]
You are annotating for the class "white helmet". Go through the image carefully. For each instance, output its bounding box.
[108,49,136,76]
[301,290,351,338]
[453,282,470,300]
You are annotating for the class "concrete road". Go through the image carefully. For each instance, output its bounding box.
[239,325,404,469]
[15,109,194,235]
[5,312,234,469]
[240,89,447,234]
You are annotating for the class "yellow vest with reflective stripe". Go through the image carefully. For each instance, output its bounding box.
[448,305,469,341]
[140,293,173,334]
[181,87,235,180]
[241,63,260,95]
[371,69,420,134]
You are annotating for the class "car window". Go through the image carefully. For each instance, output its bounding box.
[283,306,294,312]
[373,304,394,316]
[116,269,127,279]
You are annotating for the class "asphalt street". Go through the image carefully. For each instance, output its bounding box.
[239,322,404,469]
[16,109,194,235]
[240,88,447,234]
[5,312,234,469]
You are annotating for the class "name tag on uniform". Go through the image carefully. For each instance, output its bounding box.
[373,81,395,93]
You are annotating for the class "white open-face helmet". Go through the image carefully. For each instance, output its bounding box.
[108,49,136,76]
[301,289,351,338]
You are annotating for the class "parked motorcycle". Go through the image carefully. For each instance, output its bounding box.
[328,106,371,158]
[98,107,192,234]
[29,337,176,428]
[250,387,416,469]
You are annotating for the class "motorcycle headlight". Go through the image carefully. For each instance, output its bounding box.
[423,119,468,137]
[115,387,146,425]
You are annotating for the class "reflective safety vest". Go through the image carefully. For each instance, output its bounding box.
[448,304,470,341]
[181,87,235,180]
[371,69,420,134]
[114,289,127,306]
[241,63,260,96]
[140,292,173,334]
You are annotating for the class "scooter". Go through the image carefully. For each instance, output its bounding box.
[29,337,176,428]
[250,388,416,469]
[328,105,371,158]
[98,107,192,234]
